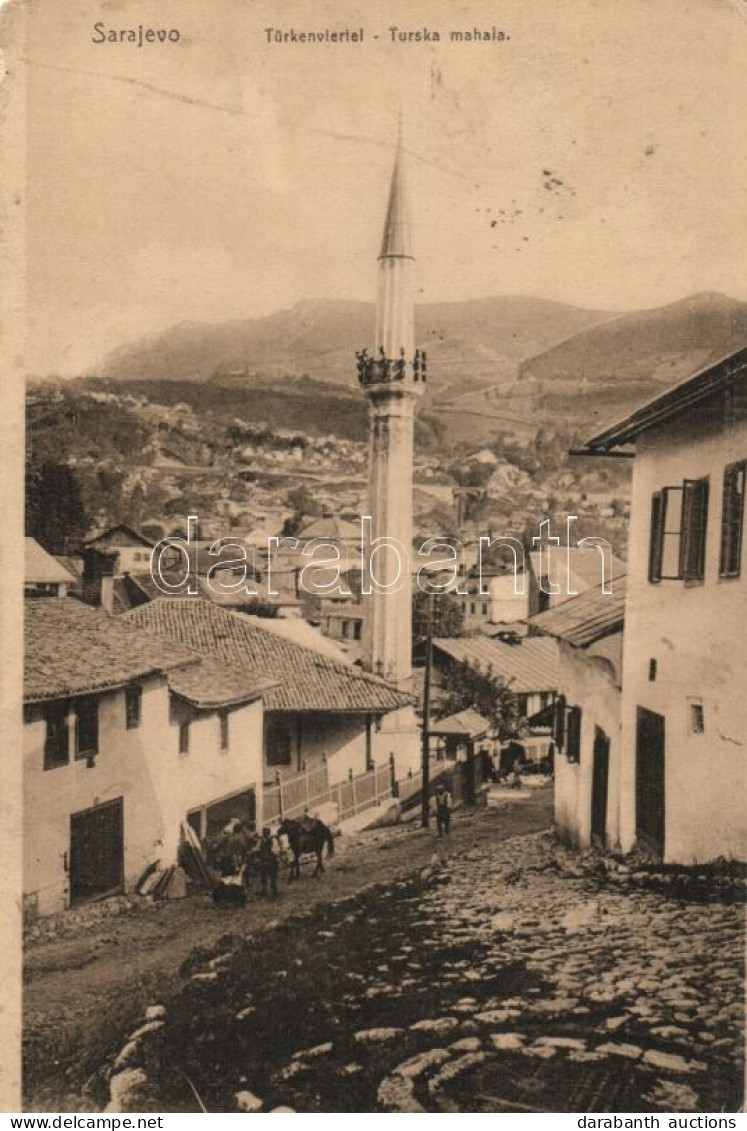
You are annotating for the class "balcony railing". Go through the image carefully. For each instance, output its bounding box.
[355,348,427,388]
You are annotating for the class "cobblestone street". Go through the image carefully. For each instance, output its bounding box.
[88,816,744,1114]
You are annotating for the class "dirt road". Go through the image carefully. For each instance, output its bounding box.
[23,792,553,1109]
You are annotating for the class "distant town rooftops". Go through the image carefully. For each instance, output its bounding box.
[125,598,412,715]
[584,344,747,452]
[25,538,76,586]
[528,574,627,649]
[24,598,198,703]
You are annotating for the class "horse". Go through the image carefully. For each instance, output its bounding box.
[277,816,335,880]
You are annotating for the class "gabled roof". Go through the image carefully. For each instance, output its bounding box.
[84,524,155,549]
[25,538,76,585]
[430,708,492,739]
[528,574,627,649]
[125,598,412,715]
[584,344,747,452]
[24,598,198,703]
[433,635,559,694]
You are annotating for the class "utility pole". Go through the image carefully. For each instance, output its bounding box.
[421,589,434,828]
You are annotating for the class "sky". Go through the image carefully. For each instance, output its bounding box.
[17,0,747,374]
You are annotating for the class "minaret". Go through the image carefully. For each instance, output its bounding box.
[356,135,427,690]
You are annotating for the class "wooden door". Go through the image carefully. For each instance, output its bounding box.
[635,707,665,858]
[70,798,124,904]
[591,726,610,846]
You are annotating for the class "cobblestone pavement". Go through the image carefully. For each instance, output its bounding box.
[24,796,552,1109]
[95,828,744,1114]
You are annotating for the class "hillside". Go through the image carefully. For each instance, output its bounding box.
[446,291,747,441]
[92,296,616,399]
[519,292,747,389]
[82,376,446,448]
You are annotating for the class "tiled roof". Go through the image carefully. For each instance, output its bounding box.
[24,598,198,703]
[430,708,492,738]
[25,539,76,585]
[169,656,277,710]
[433,635,559,694]
[528,574,627,649]
[125,598,412,715]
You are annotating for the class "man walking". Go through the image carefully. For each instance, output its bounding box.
[432,783,452,838]
[257,826,280,897]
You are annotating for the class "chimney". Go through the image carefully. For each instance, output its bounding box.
[100,574,115,614]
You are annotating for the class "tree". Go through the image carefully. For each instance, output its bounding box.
[438,659,522,741]
[412,590,464,641]
[25,458,90,554]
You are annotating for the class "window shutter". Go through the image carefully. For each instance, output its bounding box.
[649,492,663,582]
[681,478,709,582]
[566,706,582,764]
[554,695,567,750]
[720,461,746,578]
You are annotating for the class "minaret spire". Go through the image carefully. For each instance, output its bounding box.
[379,127,413,260]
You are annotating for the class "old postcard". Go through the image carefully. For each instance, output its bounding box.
[1,0,745,1117]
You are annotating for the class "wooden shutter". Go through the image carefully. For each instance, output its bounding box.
[681,478,709,582]
[720,461,746,578]
[649,492,664,582]
[553,695,567,751]
[566,706,582,764]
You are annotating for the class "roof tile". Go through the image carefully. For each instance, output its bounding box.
[24,598,198,702]
[125,598,412,714]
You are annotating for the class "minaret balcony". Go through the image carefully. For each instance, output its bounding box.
[355,348,427,391]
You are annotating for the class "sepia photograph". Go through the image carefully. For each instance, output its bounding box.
[1,0,745,1118]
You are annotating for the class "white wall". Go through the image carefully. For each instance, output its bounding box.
[620,405,747,863]
[554,640,622,850]
[159,697,264,857]
[24,679,265,916]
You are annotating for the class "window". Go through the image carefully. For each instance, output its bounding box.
[43,703,69,770]
[680,478,709,583]
[649,486,684,582]
[265,716,292,766]
[566,706,582,764]
[353,621,362,641]
[720,460,745,578]
[649,658,657,682]
[219,711,230,752]
[470,602,476,615]
[688,700,705,735]
[75,698,99,760]
[179,721,191,756]
[125,685,142,730]
[482,602,489,616]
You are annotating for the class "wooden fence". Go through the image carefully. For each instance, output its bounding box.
[263,760,394,825]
